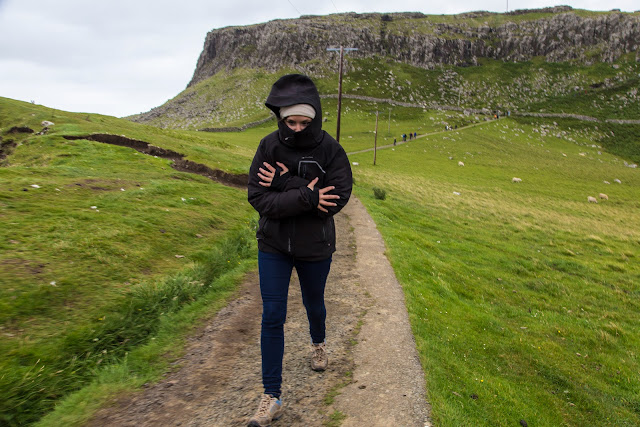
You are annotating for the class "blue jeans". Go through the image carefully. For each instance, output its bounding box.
[258,250,332,398]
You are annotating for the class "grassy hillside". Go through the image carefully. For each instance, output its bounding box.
[2,47,639,425]
[0,97,257,425]
[349,117,640,425]
[130,56,640,132]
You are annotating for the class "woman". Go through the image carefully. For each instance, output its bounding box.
[247,74,352,426]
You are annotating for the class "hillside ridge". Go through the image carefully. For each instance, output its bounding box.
[190,7,640,87]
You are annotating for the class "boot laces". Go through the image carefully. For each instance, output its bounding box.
[256,394,274,416]
[313,343,325,361]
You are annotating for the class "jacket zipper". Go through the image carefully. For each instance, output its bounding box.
[287,218,294,254]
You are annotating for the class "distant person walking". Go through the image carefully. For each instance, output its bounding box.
[247,74,353,427]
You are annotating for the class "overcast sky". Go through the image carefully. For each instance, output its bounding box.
[0,0,637,118]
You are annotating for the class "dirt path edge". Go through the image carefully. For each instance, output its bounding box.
[332,197,432,427]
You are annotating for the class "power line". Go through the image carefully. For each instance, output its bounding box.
[287,0,301,15]
[329,0,339,13]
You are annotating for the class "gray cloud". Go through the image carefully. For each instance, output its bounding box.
[0,0,636,117]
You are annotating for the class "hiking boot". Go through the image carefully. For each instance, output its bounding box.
[248,394,283,427]
[311,342,328,371]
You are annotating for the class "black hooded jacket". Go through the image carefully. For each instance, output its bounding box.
[248,74,352,261]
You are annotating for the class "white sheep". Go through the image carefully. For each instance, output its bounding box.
[603,180,610,184]
[41,120,54,127]
[599,193,608,200]
[588,196,597,203]
[614,179,622,184]
[512,177,522,183]
[458,161,465,166]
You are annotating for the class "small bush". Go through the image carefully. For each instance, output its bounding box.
[372,187,387,200]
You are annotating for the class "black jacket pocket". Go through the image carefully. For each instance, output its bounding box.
[298,158,326,187]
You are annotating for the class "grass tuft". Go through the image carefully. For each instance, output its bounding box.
[372,187,387,200]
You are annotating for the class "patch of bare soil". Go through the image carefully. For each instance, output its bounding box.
[87,197,431,426]
[8,126,34,134]
[1,137,18,161]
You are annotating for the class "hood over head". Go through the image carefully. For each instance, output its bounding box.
[265,74,324,149]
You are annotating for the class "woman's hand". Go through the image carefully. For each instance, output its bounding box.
[307,177,340,213]
[258,161,289,187]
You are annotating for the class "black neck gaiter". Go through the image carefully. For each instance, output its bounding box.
[278,120,322,150]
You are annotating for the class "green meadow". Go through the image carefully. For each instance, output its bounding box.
[346,116,640,425]
[0,98,258,425]
[1,51,640,426]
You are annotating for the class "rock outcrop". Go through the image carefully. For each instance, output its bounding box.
[189,7,640,87]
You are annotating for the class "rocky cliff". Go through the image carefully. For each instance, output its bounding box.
[188,6,640,87]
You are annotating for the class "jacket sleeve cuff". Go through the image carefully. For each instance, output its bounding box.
[270,171,290,192]
[306,186,320,211]
[283,175,310,191]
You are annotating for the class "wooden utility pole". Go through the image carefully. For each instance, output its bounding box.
[336,47,344,142]
[374,110,379,165]
[327,46,358,143]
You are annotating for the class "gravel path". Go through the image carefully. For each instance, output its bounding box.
[87,197,431,426]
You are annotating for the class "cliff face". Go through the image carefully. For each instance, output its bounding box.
[188,7,640,87]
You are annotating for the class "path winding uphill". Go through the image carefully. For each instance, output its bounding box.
[86,197,431,426]
[346,119,491,156]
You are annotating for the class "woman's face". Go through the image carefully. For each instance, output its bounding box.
[284,115,312,132]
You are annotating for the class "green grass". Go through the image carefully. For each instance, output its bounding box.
[324,410,347,427]
[0,96,256,174]
[349,118,640,426]
[525,72,640,120]
[511,116,640,165]
[2,36,640,424]
[33,255,254,427]
[0,97,258,425]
